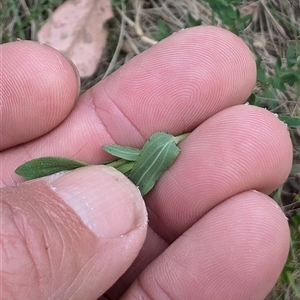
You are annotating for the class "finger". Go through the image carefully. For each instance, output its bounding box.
[0,41,80,150]
[104,105,292,296]
[1,166,147,299]
[121,191,290,300]
[93,26,256,142]
[146,104,292,241]
[2,26,256,185]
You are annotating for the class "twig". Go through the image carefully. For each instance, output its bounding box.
[116,3,157,46]
[102,3,126,79]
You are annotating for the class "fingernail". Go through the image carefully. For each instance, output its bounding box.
[49,166,147,238]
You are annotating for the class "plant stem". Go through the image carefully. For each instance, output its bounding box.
[104,159,135,175]
[105,158,128,168]
[173,132,190,144]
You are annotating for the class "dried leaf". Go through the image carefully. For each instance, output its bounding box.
[38,0,113,77]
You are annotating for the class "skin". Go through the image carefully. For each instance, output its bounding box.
[0,26,293,299]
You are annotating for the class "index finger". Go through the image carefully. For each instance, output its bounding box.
[95,26,256,143]
[2,26,256,186]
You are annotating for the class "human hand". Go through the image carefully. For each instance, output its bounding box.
[1,26,293,299]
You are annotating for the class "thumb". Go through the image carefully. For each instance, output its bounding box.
[2,165,148,300]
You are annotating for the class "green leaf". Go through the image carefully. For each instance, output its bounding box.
[256,58,267,83]
[291,164,300,174]
[275,56,282,72]
[260,88,276,100]
[152,20,172,41]
[279,115,300,127]
[246,93,256,105]
[102,158,128,168]
[286,45,296,68]
[186,12,202,27]
[272,75,286,91]
[129,132,180,196]
[116,161,135,174]
[102,144,140,161]
[15,157,89,180]
[280,70,300,85]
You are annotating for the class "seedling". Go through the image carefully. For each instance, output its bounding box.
[15,131,189,196]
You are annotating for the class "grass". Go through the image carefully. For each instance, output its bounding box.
[1,0,300,298]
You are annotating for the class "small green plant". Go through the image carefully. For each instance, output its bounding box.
[152,19,172,41]
[111,0,123,9]
[1,0,64,42]
[201,0,252,34]
[254,45,300,109]
[15,131,189,196]
[186,12,202,27]
[281,213,300,296]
